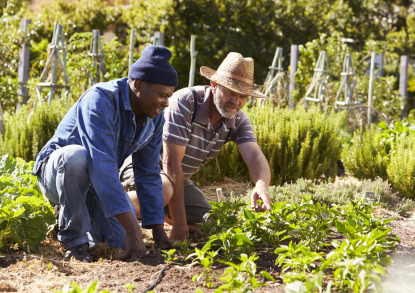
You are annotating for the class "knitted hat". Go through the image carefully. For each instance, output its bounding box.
[128,45,178,87]
[200,52,268,99]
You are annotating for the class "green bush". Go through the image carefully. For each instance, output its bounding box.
[342,125,389,181]
[387,136,415,200]
[0,154,55,253]
[0,98,74,161]
[342,121,415,200]
[193,105,343,186]
[240,177,414,217]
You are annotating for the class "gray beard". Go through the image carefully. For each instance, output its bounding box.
[214,99,237,119]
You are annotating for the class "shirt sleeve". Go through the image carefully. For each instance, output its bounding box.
[162,89,193,146]
[76,88,131,218]
[230,112,257,145]
[132,114,165,229]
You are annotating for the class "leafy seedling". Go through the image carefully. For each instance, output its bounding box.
[161,249,178,264]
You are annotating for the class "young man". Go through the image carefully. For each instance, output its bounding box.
[120,52,272,242]
[32,45,176,262]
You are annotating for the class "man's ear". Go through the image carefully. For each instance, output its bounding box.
[211,81,217,93]
[134,80,142,92]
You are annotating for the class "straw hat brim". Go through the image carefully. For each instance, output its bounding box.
[200,66,268,99]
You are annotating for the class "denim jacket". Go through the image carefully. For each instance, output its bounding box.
[32,78,164,228]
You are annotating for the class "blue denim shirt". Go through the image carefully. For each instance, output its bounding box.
[32,78,165,228]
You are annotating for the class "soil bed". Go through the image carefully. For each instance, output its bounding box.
[0,178,414,293]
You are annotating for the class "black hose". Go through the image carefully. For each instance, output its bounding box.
[140,262,173,293]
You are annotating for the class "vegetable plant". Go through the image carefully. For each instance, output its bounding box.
[215,253,275,293]
[0,155,55,253]
[161,248,178,264]
[208,227,255,262]
[188,243,219,288]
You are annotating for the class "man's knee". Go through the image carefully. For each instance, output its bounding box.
[162,174,173,204]
[61,145,88,175]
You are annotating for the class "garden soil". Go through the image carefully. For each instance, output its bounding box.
[0,178,414,293]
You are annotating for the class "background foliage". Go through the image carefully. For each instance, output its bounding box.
[1,0,415,111]
[0,154,55,253]
[193,105,342,186]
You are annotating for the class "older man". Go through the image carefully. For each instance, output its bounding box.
[33,45,176,262]
[120,52,272,242]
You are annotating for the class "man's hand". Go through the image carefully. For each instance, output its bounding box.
[152,224,172,249]
[250,183,272,212]
[169,224,188,243]
[115,211,146,262]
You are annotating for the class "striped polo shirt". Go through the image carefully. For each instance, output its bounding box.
[162,86,257,179]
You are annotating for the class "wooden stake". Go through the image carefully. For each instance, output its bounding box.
[368,52,376,125]
[400,55,409,117]
[188,35,196,87]
[17,18,31,110]
[129,29,135,68]
[289,45,298,110]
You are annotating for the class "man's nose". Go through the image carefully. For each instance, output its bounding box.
[162,98,169,108]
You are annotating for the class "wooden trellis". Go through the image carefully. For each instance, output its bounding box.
[263,47,284,97]
[35,24,70,107]
[305,51,330,110]
[88,30,105,86]
[334,54,359,109]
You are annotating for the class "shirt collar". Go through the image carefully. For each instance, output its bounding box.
[193,86,236,129]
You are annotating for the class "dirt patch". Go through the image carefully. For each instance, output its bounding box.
[0,231,285,293]
[0,178,414,292]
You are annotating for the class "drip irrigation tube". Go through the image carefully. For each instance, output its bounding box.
[140,263,173,293]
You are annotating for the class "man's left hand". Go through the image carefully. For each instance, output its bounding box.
[152,224,173,249]
[250,184,272,212]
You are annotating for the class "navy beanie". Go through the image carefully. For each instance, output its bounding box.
[128,45,178,87]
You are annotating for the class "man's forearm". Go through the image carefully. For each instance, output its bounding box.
[164,166,187,227]
[115,210,141,233]
[248,153,271,187]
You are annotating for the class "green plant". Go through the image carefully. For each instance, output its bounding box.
[387,135,415,199]
[124,282,135,293]
[0,154,55,252]
[161,248,178,264]
[240,204,291,248]
[173,237,194,260]
[275,241,324,282]
[208,227,254,262]
[284,272,332,293]
[52,280,115,293]
[342,125,389,181]
[188,243,219,289]
[287,199,337,251]
[195,106,342,186]
[215,253,275,293]
[200,198,245,236]
[0,97,74,161]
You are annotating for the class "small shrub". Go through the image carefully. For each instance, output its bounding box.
[387,136,415,200]
[195,106,343,186]
[0,98,74,161]
[342,125,389,180]
[241,177,414,217]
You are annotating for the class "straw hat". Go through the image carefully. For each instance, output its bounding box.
[200,52,268,99]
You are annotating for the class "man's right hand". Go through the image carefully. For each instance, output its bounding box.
[115,211,146,262]
[169,224,188,243]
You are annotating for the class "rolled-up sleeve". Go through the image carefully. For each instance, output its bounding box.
[77,89,131,218]
[133,113,165,228]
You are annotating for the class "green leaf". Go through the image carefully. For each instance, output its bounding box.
[259,271,275,281]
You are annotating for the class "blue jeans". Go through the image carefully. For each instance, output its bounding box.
[37,145,136,250]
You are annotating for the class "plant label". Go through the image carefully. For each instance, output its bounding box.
[365,191,375,200]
